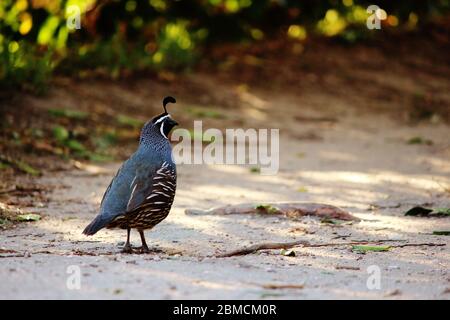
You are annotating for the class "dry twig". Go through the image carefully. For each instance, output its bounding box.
[216,240,446,258]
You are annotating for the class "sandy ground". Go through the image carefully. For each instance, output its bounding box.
[1,91,449,299]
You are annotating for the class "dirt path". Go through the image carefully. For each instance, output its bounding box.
[1,94,449,298]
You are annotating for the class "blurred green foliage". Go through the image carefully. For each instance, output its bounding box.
[0,0,449,91]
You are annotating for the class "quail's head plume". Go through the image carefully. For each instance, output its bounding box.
[83,96,178,253]
[140,96,178,146]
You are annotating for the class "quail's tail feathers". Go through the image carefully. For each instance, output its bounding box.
[82,215,112,235]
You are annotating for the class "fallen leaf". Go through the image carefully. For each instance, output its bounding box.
[0,155,40,175]
[16,161,40,176]
[113,289,123,295]
[0,162,11,170]
[32,141,63,155]
[352,245,391,253]
[432,231,450,236]
[280,249,296,257]
[64,139,86,152]
[0,248,18,254]
[186,202,359,221]
[52,126,69,142]
[404,206,433,216]
[385,289,402,297]
[250,167,260,173]
[262,284,304,289]
[260,292,284,298]
[405,206,450,217]
[407,136,433,145]
[255,204,279,214]
[335,265,360,270]
[434,208,450,216]
[15,214,41,222]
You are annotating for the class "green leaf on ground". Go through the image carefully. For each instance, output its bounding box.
[260,292,285,298]
[255,204,279,214]
[48,108,88,120]
[0,156,40,176]
[64,139,86,152]
[320,218,349,225]
[15,160,40,176]
[434,208,450,216]
[352,245,391,253]
[404,206,450,217]
[280,249,296,257]
[0,162,11,170]
[407,136,433,145]
[297,186,308,192]
[113,289,123,295]
[432,231,450,236]
[52,125,69,142]
[250,166,260,173]
[16,214,41,222]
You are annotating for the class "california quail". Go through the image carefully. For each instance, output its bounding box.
[83,96,178,253]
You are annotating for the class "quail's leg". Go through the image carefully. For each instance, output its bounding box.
[122,228,133,253]
[139,230,151,253]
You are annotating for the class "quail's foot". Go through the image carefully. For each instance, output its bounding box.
[121,244,133,254]
[140,247,152,254]
[136,245,151,254]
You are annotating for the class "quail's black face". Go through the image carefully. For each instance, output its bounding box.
[151,113,178,139]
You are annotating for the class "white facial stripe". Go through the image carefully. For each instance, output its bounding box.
[160,122,168,139]
[154,114,170,124]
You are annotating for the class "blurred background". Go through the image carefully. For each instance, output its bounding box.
[0,0,449,182]
[1,0,449,91]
